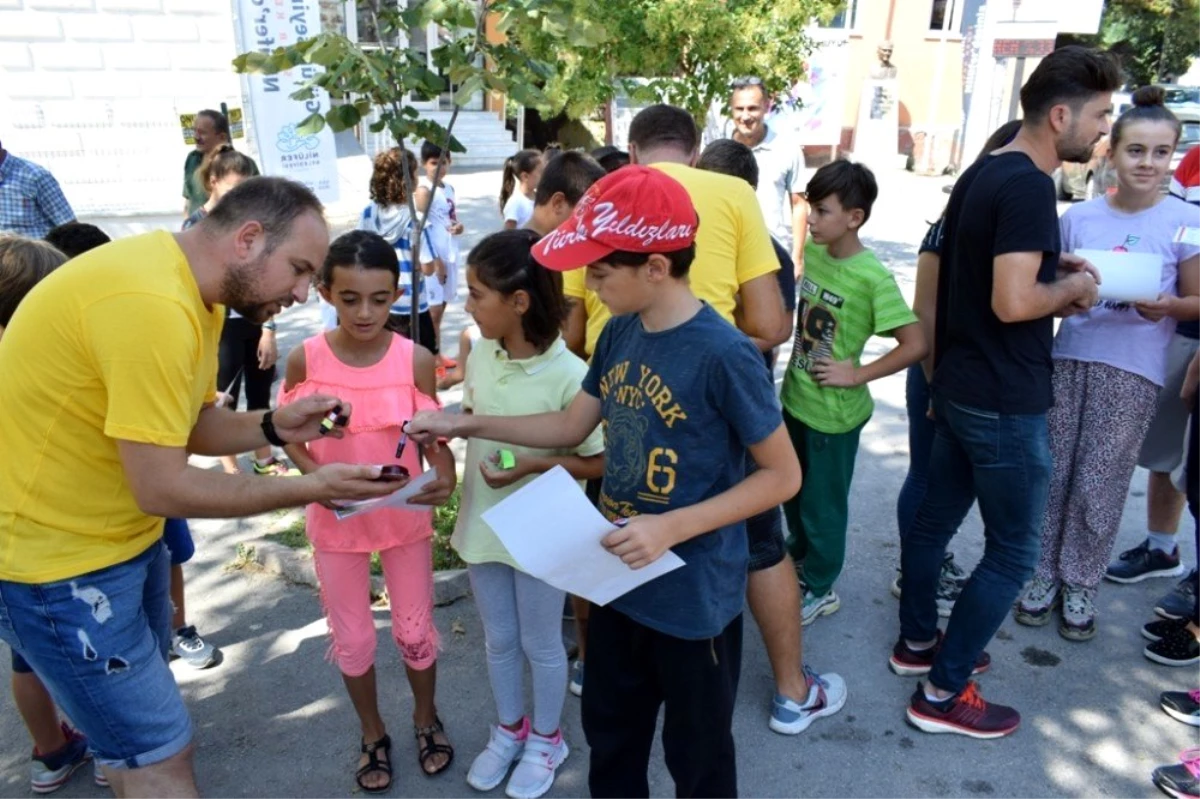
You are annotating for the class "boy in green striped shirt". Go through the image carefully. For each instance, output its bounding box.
[781,160,927,625]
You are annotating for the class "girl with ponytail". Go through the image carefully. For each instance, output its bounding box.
[1016,86,1200,645]
[499,149,544,229]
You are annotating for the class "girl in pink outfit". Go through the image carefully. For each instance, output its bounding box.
[280,230,458,793]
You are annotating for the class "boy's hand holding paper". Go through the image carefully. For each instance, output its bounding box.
[602,514,681,570]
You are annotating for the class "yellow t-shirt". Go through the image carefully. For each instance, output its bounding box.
[0,231,223,583]
[562,161,779,356]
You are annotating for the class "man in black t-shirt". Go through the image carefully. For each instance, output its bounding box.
[892,46,1119,739]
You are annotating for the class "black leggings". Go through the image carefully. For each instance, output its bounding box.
[218,316,274,411]
[387,310,438,355]
[1188,396,1198,625]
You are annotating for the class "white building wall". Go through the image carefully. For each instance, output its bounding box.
[0,0,249,216]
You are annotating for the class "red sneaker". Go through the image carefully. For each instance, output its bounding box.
[889,629,991,677]
[906,681,1020,739]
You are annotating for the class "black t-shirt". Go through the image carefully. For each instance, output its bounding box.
[932,152,1061,414]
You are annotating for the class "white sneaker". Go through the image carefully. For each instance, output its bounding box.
[466,719,528,792]
[505,730,568,799]
[768,665,847,735]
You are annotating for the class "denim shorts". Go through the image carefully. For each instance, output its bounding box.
[162,517,195,566]
[0,541,193,769]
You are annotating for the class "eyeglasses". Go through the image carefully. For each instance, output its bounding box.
[730,76,764,90]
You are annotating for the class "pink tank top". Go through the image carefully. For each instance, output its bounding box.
[278,332,441,553]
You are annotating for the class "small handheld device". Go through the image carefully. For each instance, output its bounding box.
[497,449,516,470]
[320,405,350,434]
[375,464,410,482]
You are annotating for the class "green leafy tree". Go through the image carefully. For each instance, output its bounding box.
[232,0,586,343]
[1072,0,1200,86]
[501,0,842,121]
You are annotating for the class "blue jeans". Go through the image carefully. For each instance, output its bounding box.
[896,365,935,541]
[899,394,1051,694]
[0,542,193,768]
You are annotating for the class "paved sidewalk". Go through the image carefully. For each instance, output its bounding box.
[1,167,1196,798]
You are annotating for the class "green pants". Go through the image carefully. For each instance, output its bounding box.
[781,411,865,597]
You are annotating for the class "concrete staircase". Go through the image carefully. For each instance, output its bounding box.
[362,109,517,167]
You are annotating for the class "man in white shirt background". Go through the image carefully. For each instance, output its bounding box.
[729,77,810,277]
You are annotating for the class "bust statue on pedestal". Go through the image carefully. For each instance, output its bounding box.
[856,41,900,170]
[868,41,898,80]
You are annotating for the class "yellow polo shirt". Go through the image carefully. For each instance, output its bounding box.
[0,231,222,583]
[562,161,779,356]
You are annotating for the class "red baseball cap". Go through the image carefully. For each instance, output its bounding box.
[532,165,699,272]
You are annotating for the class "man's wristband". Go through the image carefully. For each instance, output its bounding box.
[261,410,286,446]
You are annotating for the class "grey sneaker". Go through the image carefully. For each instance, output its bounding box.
[1059,583,1097,641]
[1105,541,1184,583]
[801,590,840,626]
[170,625,218,669]
[1155,569,1199,621]
[1014,577,1060,626]
[891,554,966,618]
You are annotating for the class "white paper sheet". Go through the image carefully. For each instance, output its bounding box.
[1075,249,1162,303]
[333,470,437,521]
[481,466,685,606]
[1174,227,1200,246]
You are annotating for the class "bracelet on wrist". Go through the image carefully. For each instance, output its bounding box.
[260,410,286,447]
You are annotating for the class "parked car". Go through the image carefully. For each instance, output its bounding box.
[1172,119,1200,174]
[1055,141,1111,201]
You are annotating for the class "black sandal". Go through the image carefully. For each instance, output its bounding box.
[414,715,454,776]
[355,734,393,794]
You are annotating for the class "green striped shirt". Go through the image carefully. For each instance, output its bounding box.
[781,242,917,434]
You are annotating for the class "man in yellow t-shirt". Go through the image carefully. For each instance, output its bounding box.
[562,104,788,359]
[0,177,408,795]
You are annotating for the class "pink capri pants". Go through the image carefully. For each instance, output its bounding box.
[313,538,439,677]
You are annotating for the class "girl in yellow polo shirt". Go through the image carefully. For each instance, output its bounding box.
[453,229,605,799]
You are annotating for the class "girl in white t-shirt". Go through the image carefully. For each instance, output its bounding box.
[500,149,543,230]
[1016,88,1200,642]
[417,141,463,363]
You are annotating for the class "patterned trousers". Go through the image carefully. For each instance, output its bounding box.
[1035,359,1159,589]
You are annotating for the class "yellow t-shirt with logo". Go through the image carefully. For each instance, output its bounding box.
[562,161,779,356]
[0,231,223,583]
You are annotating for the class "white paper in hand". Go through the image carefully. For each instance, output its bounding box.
[1075,249,1162,303]
[481,466,684,606]
[333,470,438,521]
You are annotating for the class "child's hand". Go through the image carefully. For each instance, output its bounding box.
[214,391,234,409]
[1135,293,1173,323]
[407,469,456,506]
[479,452,530,489]
[406,411,457,450]
[601,515,677,570]
[450,221,464,235]
[810,358,860,387]
[274,396,352,442]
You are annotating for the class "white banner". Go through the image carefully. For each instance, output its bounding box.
[236,0,339,203]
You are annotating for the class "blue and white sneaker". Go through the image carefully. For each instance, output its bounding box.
[769,665,847,735]
[568,661,584,697]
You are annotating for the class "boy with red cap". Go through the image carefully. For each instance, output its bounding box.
[408,166,801,797]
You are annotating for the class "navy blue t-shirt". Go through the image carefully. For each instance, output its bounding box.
[581,304,782,639]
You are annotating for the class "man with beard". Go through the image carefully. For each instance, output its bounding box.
[893,46,1118,739]
[728,77,808,274]
[0,177,400,796]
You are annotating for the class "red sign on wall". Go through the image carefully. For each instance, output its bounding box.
[993,39,1055,58]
